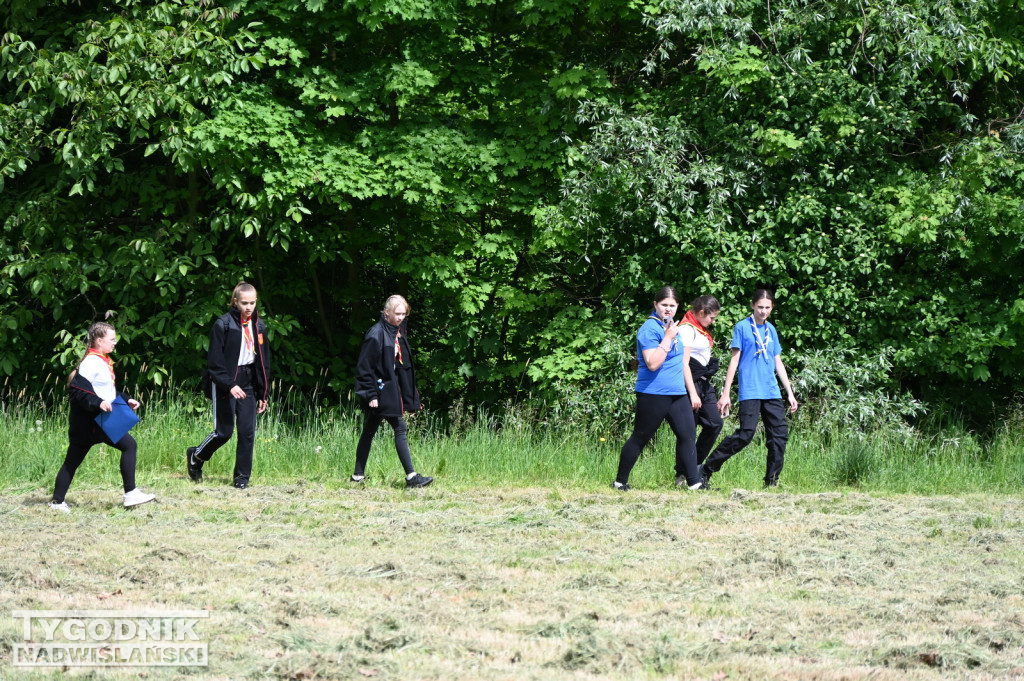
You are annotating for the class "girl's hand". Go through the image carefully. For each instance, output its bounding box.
[369,399,379,408]
[230,385,246,399]
[663,319,680,340]
[99,401,113,413]
[690,393,702,411]
[128,399,141,410]
[257,400,268,414]
[717,395,731,417]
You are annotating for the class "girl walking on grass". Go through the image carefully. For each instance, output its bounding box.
[702,289,798,488]
[352,295,432,488]
[50,322,155,512]
[679,295,724,469]
[186,282,272,489]
[613,286,707,491]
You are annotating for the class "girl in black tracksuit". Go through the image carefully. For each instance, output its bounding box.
[353,295,432,488]
[186,282,271,489]
[50,321,155,511]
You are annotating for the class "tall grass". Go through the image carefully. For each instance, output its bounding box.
[2,374,1022,497]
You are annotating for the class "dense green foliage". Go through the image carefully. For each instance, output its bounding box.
[2,0,1023,418]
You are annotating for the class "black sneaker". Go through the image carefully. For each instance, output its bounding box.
[406,474,433,488]
[699,465,720,491]
[233,480,248,489]
[186,447,203,482]
[612,481,630,492]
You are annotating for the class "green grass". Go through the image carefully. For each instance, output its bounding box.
[1,485,1022,680]
[2,387,1022,497]
[2,388,1023,680]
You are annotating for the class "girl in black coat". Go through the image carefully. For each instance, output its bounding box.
[353,295,432,488]
[50,322,156,512]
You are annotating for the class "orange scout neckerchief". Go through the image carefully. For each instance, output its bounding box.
[680,310,713,347]
[86,349,116,384]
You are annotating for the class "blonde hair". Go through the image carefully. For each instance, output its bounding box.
[231,282,258,309]
[383,294,411,315]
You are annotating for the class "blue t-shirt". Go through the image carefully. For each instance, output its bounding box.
[732,317,783,401]
[635,317,686,395]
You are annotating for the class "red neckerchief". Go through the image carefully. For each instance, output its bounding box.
[241,316,254,353]
[680,310,713,347]
[394,332,404,365]
[86,349,116,383]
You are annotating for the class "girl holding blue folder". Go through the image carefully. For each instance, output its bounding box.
[49,322,156,512]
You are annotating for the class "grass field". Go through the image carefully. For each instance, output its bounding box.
[2,393,1023,679]
[2,481,1023,680]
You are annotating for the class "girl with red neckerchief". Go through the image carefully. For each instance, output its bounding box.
[678,295,723,482]
[186,282,272,489]
[49,322,156,512]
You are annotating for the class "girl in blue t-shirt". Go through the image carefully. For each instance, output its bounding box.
[613,286,705,491]
[702,289,798,488]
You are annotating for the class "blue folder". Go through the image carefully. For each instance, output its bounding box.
[94,396,141,444]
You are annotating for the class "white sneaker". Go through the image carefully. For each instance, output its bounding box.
[49,501,70,513]
[123,488,156,507]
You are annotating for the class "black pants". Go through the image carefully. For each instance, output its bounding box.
[193,364,257,485]
[616,392,698,486]
[703,398,789,484]
[53,427,137,502]
[355,412,415,476]
[693,380,723,464]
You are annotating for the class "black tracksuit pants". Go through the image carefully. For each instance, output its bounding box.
[194,364,257,485]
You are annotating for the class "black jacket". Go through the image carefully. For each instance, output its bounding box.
[689,355,721,384]
[68,371,131,437]
[354,314,421,417]
[205,308,272,400]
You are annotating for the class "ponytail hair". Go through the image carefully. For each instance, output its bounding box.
[230,282,257,309]
[68,321,116,385]
[691,295,721,314]
[653,285,680,305]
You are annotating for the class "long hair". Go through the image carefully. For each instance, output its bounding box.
[68,321,116,386]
